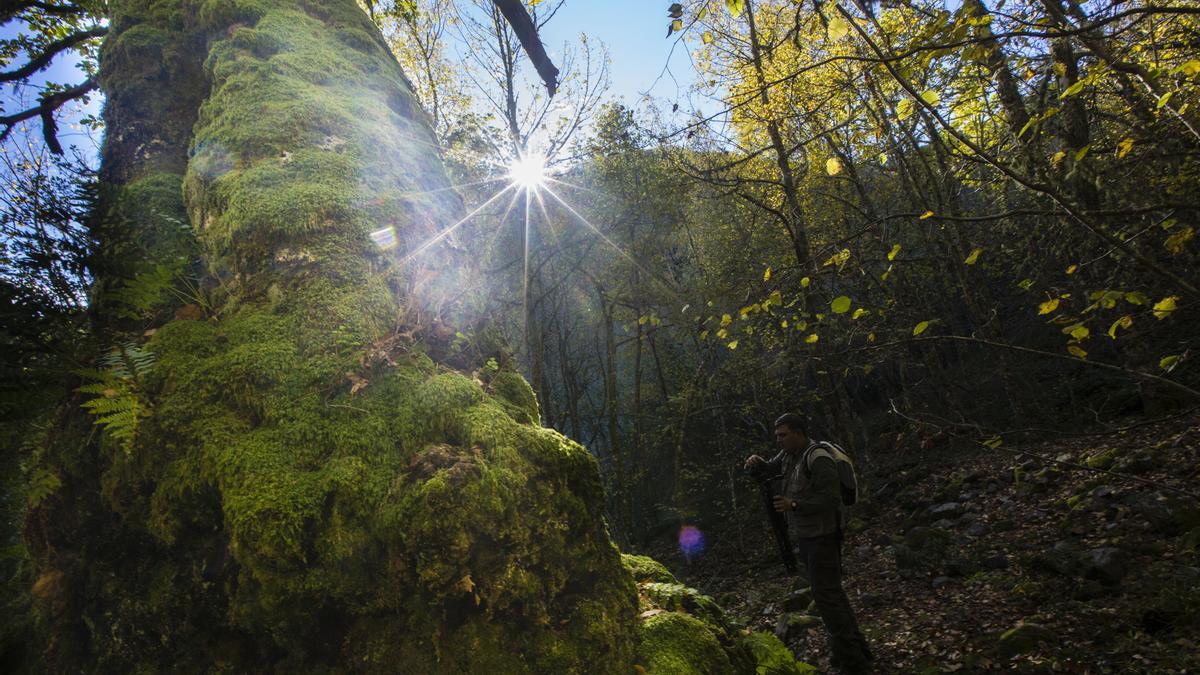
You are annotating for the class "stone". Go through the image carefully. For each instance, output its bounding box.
[1079,547,1127,586]
[782,588,813,612]
[966,522,989,538]
[774,613,821,641]
[928,502,964,520]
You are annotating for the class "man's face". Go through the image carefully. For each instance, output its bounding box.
[774,424,806,452]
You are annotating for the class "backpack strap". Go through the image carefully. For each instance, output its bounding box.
[802,442,836,474]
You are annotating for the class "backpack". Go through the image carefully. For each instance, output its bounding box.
[803,441,859,506]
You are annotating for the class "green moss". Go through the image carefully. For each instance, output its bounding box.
[740,632,817,674]
[489,370,540,424]
[622,553,678,584]
[636,611,733,675]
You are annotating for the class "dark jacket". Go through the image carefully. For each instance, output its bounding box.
[762,441,843,538]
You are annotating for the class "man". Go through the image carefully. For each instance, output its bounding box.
[745,413,872,675]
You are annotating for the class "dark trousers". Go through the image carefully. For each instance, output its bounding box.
[795,533,872,674]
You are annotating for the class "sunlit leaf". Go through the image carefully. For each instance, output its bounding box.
[1068,345,1087,359]
[1117,138,1134,158]
[1066,264,1077,274]
[716,328,727,339]
[1152,296,1178,319]
[1038,298,1060,315]
[897,98,913,121]
[831,296,851,314]
[1063,324,1089,340]
[827,15,849,40]
[702,31,713,45]
[727,340,738,350]
[720,313,732,327]
[920,90,940,106]
[852,308,868,320]
[888,243,901,261]
[1125,291,1149,305]
[1156,92,1173,109]
[825,157,843,175]
[1179,60,1200,76]
[1059,80,1085,99]
[805,333,819,344]
[1051,150,1066,166]
[919,210,934,219]
[1160,354,1180,372]
[964,248,982,265]
[801,277,811,288]
[763,267,771,281]
[983,436,1002,449]
[867,332,876,343]
[725,0,744,18]
[912,321,930,336]
[879,153,889,166]
[1074,145,1090,161]
[1018,279,1034,290]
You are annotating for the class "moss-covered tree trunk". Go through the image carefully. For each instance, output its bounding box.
[28,0,642,670]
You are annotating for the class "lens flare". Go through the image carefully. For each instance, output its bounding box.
[679,525,705,558]
[508,153,548,189]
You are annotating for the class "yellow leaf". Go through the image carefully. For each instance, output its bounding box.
[699,330,708,340]
[831,296,851,314]
[1156,91,1173,109]
[805,333,819,344]
[763,267,771,281]
[724,0,744,18]
[912,321,930,336]
[720,313,732,327]
[1038,298,1060,315]
[867,332,876,343]
[852,308,868,320]
[888,243,901,261]
[1160,354,1180,371]
[1180,60,1200,76]
[919,210,934,220]
[1066,264,1078,274]
[1064,324,1089,340]
[716,328,727,339]
[801,277,810,288]
[1152,296,1178,320]
[827,15,849,40]
[1116,138,1134,158]
[964,247,982,265]
[702,31,713,45]
[897,99,914,121]
[1074,145,1090,162]
[796,320,807,331]
[1068,345,1088,359]
[879,153,889,166]
[983,436,1002,449]
[1164,227,1194,255]
[920,90,940,106]
[825,157,843,175]
[1124,291,1149,305]
[727,340,738,350]
[881,265,892,281]
[1108,315,1133,339]
[1051,150,1066,166]
[781,320,788,329]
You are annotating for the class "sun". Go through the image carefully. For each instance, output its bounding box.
[508,152,548,189]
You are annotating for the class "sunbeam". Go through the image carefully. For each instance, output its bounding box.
[398,182,517,266]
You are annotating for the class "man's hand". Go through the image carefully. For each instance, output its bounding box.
[772,495,794,512]
[744,454,765,470]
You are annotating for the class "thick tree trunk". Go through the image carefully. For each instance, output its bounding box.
[29,0,641,670]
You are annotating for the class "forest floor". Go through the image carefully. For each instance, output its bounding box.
[642,411,1200,674]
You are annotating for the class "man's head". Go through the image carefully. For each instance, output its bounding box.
[774,413,808,452]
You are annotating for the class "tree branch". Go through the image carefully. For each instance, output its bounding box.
[0,26,106,83]
[0,77,97,154]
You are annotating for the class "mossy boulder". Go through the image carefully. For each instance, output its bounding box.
[994,621,1056,659]
[637,611,735,675]
[622,553,678,584]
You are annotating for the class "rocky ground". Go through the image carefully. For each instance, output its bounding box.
[642,412,1200,673]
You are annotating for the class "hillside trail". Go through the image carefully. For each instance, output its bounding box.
[643,411,1200,674]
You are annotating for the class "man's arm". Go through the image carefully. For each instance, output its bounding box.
[788,456,841,515]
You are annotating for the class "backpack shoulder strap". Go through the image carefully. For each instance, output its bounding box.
[803,442,834,471]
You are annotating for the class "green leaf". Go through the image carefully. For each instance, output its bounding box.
[912,321,930,336]
[805,333,819,344]
[763,267,771,281]
[1124,291,1150,305]
[897,98,914,121]
[1018,278,1034,290]
[725,0,744,18]
[825,157,843,175]
[964,247,982,265]
[726,340,738,350]
[831,296,851,314]
[1160,354,1180,372]
[1068,345,1088,359]
[983,436,1003,449]
[920,90,940,106]
[852,308,868,320]
[1156,91,1173,109]
[1063,324,1089,340]
[1059,80,1086,99]
[702,31,713,45]
[1038,298,1060,315]
[887,243,901,261]
[800,277,811,288]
